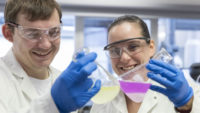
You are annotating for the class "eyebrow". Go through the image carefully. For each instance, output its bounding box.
[104,37,148,50]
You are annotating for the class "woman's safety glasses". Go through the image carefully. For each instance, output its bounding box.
[104,37,150,58]
[7,22,62,42]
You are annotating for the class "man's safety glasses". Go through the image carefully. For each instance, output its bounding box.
[104,37,150,58]
[7,22,62,42]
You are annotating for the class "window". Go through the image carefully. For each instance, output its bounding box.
[158,19,200,68]
[51,15,75,71]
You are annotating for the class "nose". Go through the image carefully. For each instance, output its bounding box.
[119,48,132,62]
[38,35,52,49]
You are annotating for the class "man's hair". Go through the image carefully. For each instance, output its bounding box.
[4,0,62,23]
[108,15,151,43]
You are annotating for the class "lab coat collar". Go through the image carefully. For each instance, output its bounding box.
[2,49,38,100]
[3,49,27,79]
[138,79,158,113]
[112,91,129,113]
[138,90,158,113]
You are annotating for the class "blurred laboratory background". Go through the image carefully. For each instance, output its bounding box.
[0,0,200,112]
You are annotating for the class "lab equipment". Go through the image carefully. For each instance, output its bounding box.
[51,52,101,113]
[118,48,172,103]
[91,62,120,104]
[119,80,151,103]
[73,48,120,104]
[189,62,200,82]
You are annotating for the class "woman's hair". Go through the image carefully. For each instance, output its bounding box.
[108,15,151,43]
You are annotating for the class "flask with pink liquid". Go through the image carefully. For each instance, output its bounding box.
[118,48,172,103]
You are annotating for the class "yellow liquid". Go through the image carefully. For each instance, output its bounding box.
[91,86,120,104]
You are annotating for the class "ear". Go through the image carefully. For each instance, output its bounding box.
[2,24,14,42]
[149,40,156,57]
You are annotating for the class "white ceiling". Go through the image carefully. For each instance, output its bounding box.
[56,0,200,10]
[56,0,200,6]
[0,0,199,18]
[56,0,200,18]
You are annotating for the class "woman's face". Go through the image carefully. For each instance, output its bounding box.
[108,22,155,75]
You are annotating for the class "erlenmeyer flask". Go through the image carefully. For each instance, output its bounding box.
[118,48,173,103]
[73,47,120,104]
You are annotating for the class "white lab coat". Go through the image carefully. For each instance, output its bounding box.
[91,74,200,113]
[0,49,61,113]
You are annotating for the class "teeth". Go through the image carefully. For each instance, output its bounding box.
[34,51,49,56]
[122,65,135,70]
[39,53,47,55]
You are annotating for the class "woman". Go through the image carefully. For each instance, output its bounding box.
[90,15,200,113]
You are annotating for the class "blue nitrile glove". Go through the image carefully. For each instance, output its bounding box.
[51,52,101,113]
[146,59,193,107]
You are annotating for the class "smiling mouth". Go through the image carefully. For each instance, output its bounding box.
[120,65,137,71]
[33,50,51,56]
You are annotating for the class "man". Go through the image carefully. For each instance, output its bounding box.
[91,15,200,113]
[0,0,100,113]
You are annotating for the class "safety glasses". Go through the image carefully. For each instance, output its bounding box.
[7,22,62,42]
[104,37,150,58]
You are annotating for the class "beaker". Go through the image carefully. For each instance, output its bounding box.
[73,47,120,104]
[118,48,173,103]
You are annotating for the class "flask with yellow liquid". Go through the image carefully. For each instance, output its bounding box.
[73,47,120,104]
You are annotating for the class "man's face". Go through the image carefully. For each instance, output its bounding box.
[11,9,61,71]
[108,22,155,75]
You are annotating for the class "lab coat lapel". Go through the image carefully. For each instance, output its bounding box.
[138,90,158,113]
[20,75,38,100]
[112,91,129,113]
[2,49,38,100]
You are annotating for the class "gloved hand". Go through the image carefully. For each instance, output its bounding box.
[146,59,193,107]
[51,52,101,113]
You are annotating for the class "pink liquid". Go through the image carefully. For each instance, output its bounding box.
[119,80,151,102]
[119,80,151,93]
